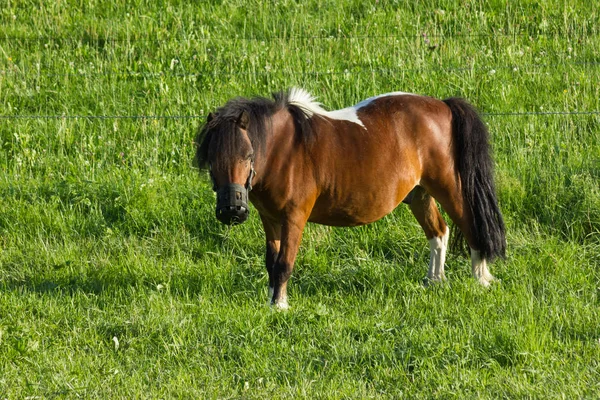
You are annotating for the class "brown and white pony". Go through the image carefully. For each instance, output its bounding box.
[195,88,506,309]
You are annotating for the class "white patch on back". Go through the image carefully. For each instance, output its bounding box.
[287,87,416,129]
[325,107,366,127]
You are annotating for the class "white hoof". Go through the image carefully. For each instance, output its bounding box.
[423,274,446,287]
[471,249,498,288]
[272,300,289,311]
[477,274,498,288]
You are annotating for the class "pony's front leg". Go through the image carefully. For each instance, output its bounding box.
[271,216,307,309]
[260,215,281,305]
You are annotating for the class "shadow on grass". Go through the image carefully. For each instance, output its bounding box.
[1,252,426,303]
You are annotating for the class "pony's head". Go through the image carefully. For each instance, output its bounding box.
[195,110,257,225]
[195,90,314,225]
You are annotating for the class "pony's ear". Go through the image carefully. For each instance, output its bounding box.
[206,112,215,124]
[237,111,249,130]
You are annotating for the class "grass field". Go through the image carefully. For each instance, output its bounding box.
[1,0,600,397]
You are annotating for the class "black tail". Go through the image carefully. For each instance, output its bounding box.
[443,98,506,261]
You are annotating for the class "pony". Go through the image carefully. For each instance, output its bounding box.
[195,88,506,309]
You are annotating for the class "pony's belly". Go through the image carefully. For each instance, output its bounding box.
[309,195,398,227]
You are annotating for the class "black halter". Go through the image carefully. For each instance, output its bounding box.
[210,161,256,225]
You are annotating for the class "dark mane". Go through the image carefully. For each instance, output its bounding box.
[194,89,314,169]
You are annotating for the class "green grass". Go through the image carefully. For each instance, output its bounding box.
[1,0,600,398]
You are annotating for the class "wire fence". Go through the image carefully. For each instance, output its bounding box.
[0,114,202,120]
[1,110,599,120]
[1,31,593,43]
[2,60,599,79]
[2,32,598,121]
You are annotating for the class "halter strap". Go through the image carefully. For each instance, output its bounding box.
[246,161,256,191]
[209,161,255,192]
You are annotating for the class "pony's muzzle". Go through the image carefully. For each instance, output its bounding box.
[215,183,250,225]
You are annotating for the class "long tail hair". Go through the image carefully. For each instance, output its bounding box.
[443,98,506,261]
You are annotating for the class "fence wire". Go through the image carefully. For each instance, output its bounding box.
[2,60,599,79]
[0,31,584,43]
[2,32,598,121]
[1,111,599,120]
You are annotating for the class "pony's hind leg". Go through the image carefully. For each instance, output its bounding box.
[438,97,506,286]
[408,186,449,283]
[470,248,496,287]
[423,180,498,287]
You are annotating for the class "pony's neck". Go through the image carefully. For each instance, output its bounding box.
[252,108,300,188]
